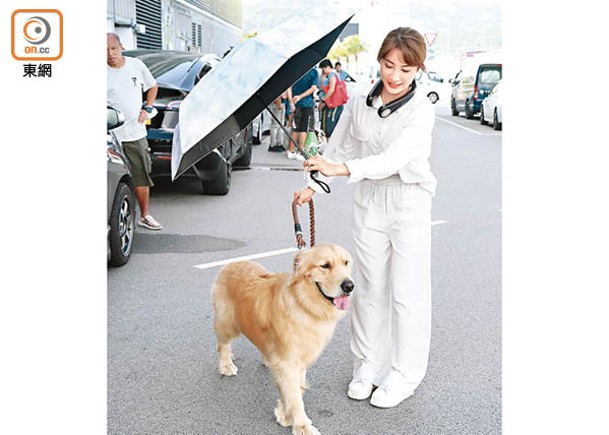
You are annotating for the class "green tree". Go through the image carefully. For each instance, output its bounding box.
[341,35,368,74]
[328,41,348,65]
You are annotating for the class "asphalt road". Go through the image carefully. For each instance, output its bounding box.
[108,102,502,435]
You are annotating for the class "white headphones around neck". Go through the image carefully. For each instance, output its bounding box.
[366,79,417,118]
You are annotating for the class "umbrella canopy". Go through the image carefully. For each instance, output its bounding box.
[171,8,355,180]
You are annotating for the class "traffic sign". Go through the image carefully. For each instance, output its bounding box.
[424,32,438,47]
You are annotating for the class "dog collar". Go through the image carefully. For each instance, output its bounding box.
[315,282,335,305]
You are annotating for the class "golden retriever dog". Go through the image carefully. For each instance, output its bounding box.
[212,243,354,435]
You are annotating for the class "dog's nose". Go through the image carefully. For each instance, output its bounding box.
[341,280,354,294]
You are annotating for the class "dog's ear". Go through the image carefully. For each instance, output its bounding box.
[293,248,310,277]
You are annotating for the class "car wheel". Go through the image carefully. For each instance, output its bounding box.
[465,100,474,119]
[202,159,231,195]
[234,142,252,167]
[108,182,135,267]
[427,92,439,104]
[480,106,487,125]
[451,98,459,116]
[234,126,253,167]
[493,109,502,131]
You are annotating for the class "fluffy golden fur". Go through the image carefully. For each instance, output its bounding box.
[212,243,354,435]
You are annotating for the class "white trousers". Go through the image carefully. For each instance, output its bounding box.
[268,103,285,147]
[350,176,432,392]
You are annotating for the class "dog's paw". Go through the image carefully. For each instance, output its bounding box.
[274,404,290,427]
[218,361,238,376]
[292,424,320,435]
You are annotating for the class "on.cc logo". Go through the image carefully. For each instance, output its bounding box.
[11,9,63,61]
[23,16,52,45]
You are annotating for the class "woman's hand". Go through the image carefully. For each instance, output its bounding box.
[294,187,315,205]
[304,155,350,177]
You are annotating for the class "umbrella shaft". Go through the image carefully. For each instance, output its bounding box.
[264,106,309,159]
[262,98,328,193]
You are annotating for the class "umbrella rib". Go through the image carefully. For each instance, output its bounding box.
[257,93,307,158]
[256,94,330,194]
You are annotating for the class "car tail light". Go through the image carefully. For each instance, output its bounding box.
[473,84,479,100]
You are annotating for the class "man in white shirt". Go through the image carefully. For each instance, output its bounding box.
[107,33,162,231]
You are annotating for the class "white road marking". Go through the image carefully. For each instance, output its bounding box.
[435,116,484,135]
[194,247,298,270]
[194,221,448,270]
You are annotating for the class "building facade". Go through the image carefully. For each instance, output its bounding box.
[107,0,242,56]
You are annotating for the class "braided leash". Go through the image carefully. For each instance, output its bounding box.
[292,199,315,249]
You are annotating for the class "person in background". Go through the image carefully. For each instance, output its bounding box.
[335,61,348,81]
[267,93,286,152]
[294,27,435,409]
[282,88,294,149]
[288,67,318,160]
[107,32,162,231]
[318,59,345,140]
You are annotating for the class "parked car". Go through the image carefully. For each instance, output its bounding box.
[416,70,446,104]
[450,62,502,119]
[107,107,135,267]
[480,79,502,130]
[363,63,381,85]
[426,70,445,83]
[123,50,253,195]
[341,71,371,97]
[251,110,272,144]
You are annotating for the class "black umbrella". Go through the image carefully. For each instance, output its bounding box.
[171,8,355,189]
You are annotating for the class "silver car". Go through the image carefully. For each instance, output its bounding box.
[107,107,136,267]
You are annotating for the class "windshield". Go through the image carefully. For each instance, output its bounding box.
[139,54,199,81]
[479,68,501,85]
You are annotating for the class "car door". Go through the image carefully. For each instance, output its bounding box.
[455,74,474,110]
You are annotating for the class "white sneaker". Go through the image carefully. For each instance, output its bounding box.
[370,386,413,408]
[347,379,374,400]
[369,371,415,408]
[287,150,305,161]
[138,214,163,231]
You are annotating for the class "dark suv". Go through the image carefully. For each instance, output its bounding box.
[107,107,135,267]
[450,63,502,119]
[123,50,253,195]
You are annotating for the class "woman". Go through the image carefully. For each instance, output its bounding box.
[317,59,344,139]
[294,27,436,409]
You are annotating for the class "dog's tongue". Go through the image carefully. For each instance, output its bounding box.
[333,295,350,310]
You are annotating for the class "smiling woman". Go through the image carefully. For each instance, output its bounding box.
[294,26,437,410]
[377,28,427,101]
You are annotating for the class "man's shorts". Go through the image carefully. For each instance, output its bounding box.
[292,107,314,133]
[122,137,154,187]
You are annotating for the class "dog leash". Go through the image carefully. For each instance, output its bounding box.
[292,199,315,249]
